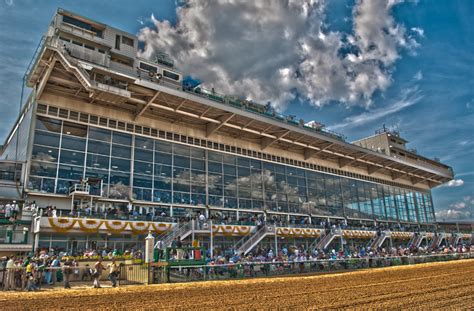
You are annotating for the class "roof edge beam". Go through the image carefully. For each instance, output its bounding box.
[36,57,57,99]
[134,91,160,120]
[304,143,334,160]
[261,130,291,150]
[206,113,235,137]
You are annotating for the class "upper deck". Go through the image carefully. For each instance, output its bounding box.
[22,9,454,190]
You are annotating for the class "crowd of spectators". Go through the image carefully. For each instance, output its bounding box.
[203,243,472,266]
[0,250,122,291]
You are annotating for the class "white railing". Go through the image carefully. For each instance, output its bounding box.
[63,42,110,67]
[59,22,96,41]
[234,226,274,255]
[155,221,194,248]
[92,81,131,97]
[68,183,90,195]
[316,228,342,250]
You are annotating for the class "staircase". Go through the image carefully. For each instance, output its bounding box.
[369,231,391,249]
[154,221,194,248]
[430,233,445,249]
[309,231,326,252]
[408,233,426,248]
[41,37,131,105]
[451,233,462,246]
[315,228,342,250]
[234,225,275,256]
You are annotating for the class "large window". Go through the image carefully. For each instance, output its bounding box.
[62,15,103,37]
[28,116,435,223]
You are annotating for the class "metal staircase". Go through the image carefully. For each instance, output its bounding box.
[309,231,326,252]
[32,37,131,106]
[408,232,426,248]
[429,233,445,249]
[315,228,342,250]
[154,221,193,248]
[451,233,462,246]
[369,231,391,249]
[234,225,275,256]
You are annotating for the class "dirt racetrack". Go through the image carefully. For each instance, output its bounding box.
[1,259,473,310]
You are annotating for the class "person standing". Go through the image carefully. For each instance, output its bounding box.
[26,261,37,291]
[50,256,60,285]
[93,258,106,288]
[176,236,183,260]
[5,256,15,290]
[107,259,119,287]
[5,203,12,219]
[62,256,73,289]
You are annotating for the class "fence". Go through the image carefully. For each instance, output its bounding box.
[118,263,149,285]
[150,252,474,284]
[1,252,473,290]
[0,263,150,291]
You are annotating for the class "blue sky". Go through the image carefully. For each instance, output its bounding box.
[0,0,472,221]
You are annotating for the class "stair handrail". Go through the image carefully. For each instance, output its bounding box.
[234,225,268,255]
[316,230,333,250]
[239,225,275,255]
[309,231,326,251]
[155,221,193,248]
[233,226,260,251]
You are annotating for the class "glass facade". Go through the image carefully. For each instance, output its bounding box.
[28,116,435,223]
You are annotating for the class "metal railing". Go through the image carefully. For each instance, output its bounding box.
[68,184,90,195]
[155,221,193,248]
[316,228,342,250]
[234,225,275,256]
[152,252,474,284]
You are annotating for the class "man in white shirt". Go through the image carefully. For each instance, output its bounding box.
[12,201,19,218]
[5,256,15,290]
[5,204,12,218]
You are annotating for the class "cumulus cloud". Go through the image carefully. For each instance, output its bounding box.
[441,179,464,188]
[138,0,420,110]
[411,27,424,37]
[436,196,474,221]
[435,209,471,221]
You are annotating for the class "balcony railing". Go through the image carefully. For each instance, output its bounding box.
[69,183,90,195]
[59,21,97,41]
[63,41,110,67]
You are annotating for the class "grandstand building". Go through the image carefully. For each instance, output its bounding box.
[0,9,470,256]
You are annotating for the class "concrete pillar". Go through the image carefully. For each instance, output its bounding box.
[145,231,155,263]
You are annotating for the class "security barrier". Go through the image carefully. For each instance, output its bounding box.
[150,252,474,284]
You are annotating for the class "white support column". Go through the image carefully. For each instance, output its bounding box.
[145,232,155,263]
[210,220,214,258]
[192,219,195,242]
[274,225,278,255]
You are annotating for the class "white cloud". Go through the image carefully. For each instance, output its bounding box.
[4,0,13,6]
[451,202,466,210]
[435,209,471,221]
[413,70,423,81]
[328,86,422,130]
[441,179,464,188]
[436,196,474,221]
[411,27,424,37]
[138,0,419,110]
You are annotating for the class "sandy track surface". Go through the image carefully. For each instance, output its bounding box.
[1,259,473,310]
